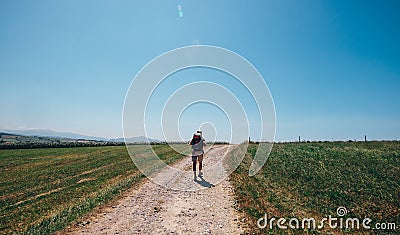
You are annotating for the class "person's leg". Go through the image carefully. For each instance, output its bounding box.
[192,156,197,172]
[198,154,203,175]
[192,156,197,180]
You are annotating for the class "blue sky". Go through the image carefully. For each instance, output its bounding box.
[0,0,399,141]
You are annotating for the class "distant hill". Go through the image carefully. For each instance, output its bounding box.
[0,129,108,141]
[0,129,160,143]
[110,136,160,143]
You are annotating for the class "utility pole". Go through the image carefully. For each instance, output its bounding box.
[298,136,301,143]
[248,137,251,143]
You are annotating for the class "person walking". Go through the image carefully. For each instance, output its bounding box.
[189,130,206,179]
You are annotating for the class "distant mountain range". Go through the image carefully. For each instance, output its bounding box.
[0,129,160,143]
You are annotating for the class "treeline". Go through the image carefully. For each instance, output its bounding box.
[148,141,230,145]
[0,141,125,150]
[0,141,231,150]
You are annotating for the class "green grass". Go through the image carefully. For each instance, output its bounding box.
[0,145,185,234]
[2,142,398,234]
[229,141,400,234]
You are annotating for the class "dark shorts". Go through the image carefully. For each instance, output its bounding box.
[192,154,203,162]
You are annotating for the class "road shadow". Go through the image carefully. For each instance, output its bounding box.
[194,176,215,188]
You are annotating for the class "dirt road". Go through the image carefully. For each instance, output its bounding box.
[65,145,244,234]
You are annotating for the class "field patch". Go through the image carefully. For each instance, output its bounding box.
[0,145,185,234]
[229,141,400,234]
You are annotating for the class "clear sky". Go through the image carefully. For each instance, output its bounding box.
[1,0,399,142]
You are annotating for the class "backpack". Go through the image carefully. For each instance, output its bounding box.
[190,134,202,146]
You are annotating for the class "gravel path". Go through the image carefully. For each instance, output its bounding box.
[64,145,244,234]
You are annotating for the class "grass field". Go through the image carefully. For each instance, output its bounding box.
[0,145,185,234]
[1,142,399,234]
[229,141,400,234]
